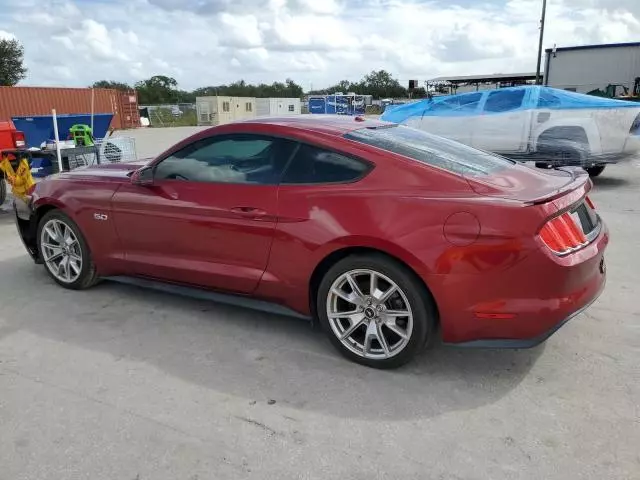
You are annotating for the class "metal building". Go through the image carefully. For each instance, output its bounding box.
[544,42,640,96]
[427,73,538,94]
[255,98,301,117]
[196,96,257,126]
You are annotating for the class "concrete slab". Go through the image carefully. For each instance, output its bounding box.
[0,157,638,479]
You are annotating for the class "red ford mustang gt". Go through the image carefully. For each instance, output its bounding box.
[13,115,608,368]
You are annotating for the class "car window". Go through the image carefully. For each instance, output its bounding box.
[430,93,482,113]
[537,90,561,108]
[154,135,297,184]
[344,124,515,176]
[456,92,482,111]
[430,98,456,111]
[281,144,370,184]
[483,89,525,113]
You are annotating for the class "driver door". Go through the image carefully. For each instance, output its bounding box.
[111,133,297,294]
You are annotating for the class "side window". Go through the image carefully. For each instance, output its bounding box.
[430,98,456,112]
[456,92,482,111]
[537,90,561,108]
[282,144,370,184]
[222,102,230,112]
[245,102,252,112]
[483,89,526,113]
[154,135,297,185]
[288,104,295,112]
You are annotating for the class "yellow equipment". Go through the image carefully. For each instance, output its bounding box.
[0,151,35,201]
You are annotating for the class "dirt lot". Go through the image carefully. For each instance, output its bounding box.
[0,128,638,479]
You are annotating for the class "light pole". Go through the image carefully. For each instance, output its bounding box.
[535,0,548,85]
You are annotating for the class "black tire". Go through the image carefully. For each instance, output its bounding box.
[317,254,437,369]
[37,210,99,290]
[586,165,605,177]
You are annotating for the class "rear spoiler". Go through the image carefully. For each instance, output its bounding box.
[528,167,591,206]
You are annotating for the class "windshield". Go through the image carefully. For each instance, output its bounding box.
[344,124,515,176]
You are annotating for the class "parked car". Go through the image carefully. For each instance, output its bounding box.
[382,86,640,177]
[13,116,608,368]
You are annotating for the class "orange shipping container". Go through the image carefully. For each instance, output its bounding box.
[0,86,140,130]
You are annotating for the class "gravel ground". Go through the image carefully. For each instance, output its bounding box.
[0,128,638,479]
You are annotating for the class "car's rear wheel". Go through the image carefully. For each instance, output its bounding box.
[317,254,436,369]
[585,165,605,177]
[37,210,99,289]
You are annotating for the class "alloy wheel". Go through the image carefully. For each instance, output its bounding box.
[40,218,83,284]
[326,269,413,360]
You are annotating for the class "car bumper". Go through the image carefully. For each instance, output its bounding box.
[13,196,40,263]
[428,222,609,347]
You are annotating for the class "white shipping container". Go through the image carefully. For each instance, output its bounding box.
[196,96,257,126]
[255,98,301,117]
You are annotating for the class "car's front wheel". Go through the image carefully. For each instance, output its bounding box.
[317,254,436,369]
[37,210,99,289]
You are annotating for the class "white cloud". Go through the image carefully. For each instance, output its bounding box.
[0,0,639,90]
[0,29,15,40]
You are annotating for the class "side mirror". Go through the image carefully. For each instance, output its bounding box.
[131,166,154,186]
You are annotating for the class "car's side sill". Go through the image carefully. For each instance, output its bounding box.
[106,276,312,321]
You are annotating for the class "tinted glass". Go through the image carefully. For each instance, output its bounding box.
[344,125,514,176]
[483,89,525,113]
[537,90,561,108]
[154,135,297,184]
[457,92,482,111]
[430,92,482,113]
[282,144,369,184]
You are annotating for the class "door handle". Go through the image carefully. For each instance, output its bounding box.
[230,206,268,218]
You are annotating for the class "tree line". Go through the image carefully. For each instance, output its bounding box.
[93,70,432,105]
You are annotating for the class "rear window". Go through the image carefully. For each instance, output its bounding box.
[344,125,515,176]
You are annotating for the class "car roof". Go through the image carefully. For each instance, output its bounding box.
[231,114,392,136]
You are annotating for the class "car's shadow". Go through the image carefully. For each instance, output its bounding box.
[591,175,633,190]
[0,255,543,421]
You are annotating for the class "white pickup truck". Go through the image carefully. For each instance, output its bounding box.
[381,86,640,176]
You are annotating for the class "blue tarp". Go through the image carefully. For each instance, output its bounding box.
[12,113,113,148]
[381,86,640,124]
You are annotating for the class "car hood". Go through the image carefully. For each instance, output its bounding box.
[57,159,152,181]
[465,163,590,204]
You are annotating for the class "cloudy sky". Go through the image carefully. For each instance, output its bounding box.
[1,0,639,91]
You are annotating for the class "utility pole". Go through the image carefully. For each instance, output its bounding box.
[535,0,548,85]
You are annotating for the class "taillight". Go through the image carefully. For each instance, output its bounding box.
[539,212,587,255]
[12,131,26,148]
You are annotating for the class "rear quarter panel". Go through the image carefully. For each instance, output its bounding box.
[257,143,545,316]
[532,109,602,153]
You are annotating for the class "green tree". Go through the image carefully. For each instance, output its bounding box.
[192,79,304,99]
[91,80,132,91]
[360,70,406,99]
[135,75,179,104]
[0,38,27,86]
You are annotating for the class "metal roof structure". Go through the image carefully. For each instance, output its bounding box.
[427,72,538,84]
[545,42,640,53]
